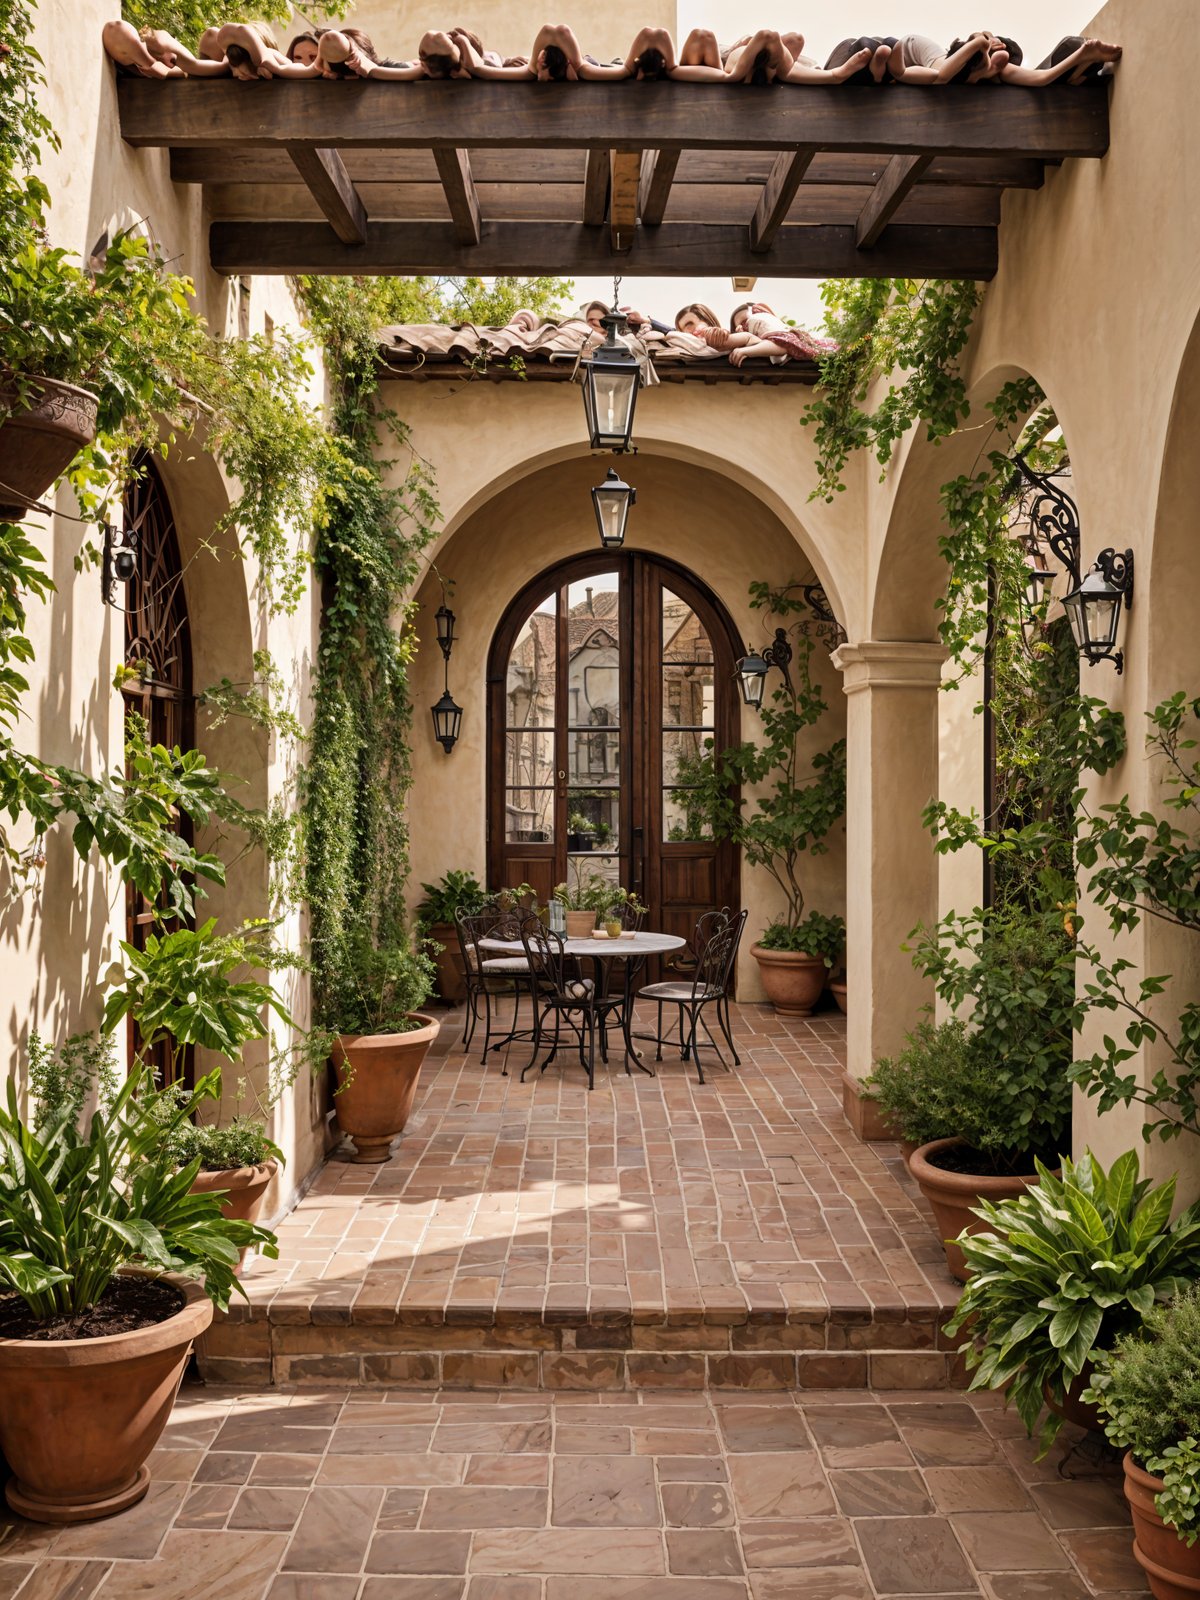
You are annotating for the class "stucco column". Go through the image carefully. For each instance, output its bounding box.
[831,641,948,1139]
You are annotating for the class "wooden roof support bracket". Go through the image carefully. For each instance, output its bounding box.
[639,148,680,227]
[583,150,609,226]
[286,146,367,245]
[433,147,481,245]
[856,153,933,248]
[610,150,642,252]
[749,148,815,254]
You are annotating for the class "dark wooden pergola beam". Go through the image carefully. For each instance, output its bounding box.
[285,146,366,246]
[121,79,1109,160]
[749,148,815,254]
[432,148,481,245]
[610,150,642,252]
[638,149,680,226]
[856,154,933,248]
[210,218,999,279]
[582,150,609,226]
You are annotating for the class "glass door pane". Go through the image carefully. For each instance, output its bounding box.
[661,588,715,843]
[565,573,622,892]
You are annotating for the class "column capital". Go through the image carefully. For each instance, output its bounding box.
[831,640,949,694]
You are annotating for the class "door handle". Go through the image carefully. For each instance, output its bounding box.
[631,826,644,891]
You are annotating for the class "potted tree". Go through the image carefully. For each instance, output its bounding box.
[326,936,440,1163]
[1087,1286,1200,1600]
[417,869,489,1004]
[0,1060,274,1523]
[944,1151,1200,1455]
[694,591,845,1016]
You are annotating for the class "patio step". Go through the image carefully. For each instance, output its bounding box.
[198,1295,965,1391]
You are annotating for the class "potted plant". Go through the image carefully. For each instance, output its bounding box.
[899,904,1077,1279]
[417,869,489,1004]
[868,1018,978,1165]
[553,864,618,939]
[691,587,845,1016]
[325,935,439,1163]
[0,1061,275,1523]
[602,888,646,939]
[102,919,296,1247]
[1087,1286,1200,1599]
[829,969,847,1014]
[944,1151,1200,1456]
[567,810,595,852]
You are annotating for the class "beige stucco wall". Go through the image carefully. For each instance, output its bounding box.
[311,0,676,63]
[0,0,326,1217]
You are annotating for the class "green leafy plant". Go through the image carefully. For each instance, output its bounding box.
[416,869,489,928]
[317,935,436,1039]
[692,584,845,938]
[867,1020,991,1148]
[553,865,621,914]
[26,1032,120,1135]
[0,1066,277,1319]
[147,1083,282,1173]
[1087,1286,1200,1542]
[945,1152,1200,1455]
[759,910,845,966]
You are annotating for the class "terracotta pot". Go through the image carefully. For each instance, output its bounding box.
[0,378,98,519]
[829,980,848,1014]
[0,1274,212,1523]
[427,921,468,1004]
[1125,1453,1200,1598]
[750,945,827,1017]
[332,1014,440,1163]
[189,1159,277,1274]
[899,1139,920,1167]
[564,910,597,939]
[1043,1363,1103,1435]
[909,1136,1047,1283]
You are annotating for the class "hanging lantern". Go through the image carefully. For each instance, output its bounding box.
[431,687,463,754]
[1062,549,1134,673]
[591,468,636,549]
[434,603,456,661]
[581,282,639,453]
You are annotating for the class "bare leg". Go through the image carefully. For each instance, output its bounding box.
[102,20,176,77]
[679,27,719,67]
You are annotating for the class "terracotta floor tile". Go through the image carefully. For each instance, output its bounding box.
[229,1488,308,1532]
[855,1516,977,1595]
[1028,1476,1131,1529]
[544,1584,747,1600]
[421,1488,547,1530]
[53,1483,187,1562]
[667,1530,745,1576]
[1057,1527,1149,1592]
[0,1564,32,1600]
[718,1406,812,1454]
[981,1578,1094,1600]
[889,1403,999,1467]
[660,1481,735,1527]
[471,1529,665,1575]
[951,1511,1073,1572]
[94,1531,286,1600]
[829,1467,933,1517]
[925,1467,1031,1514]
[728,1453,836,1520]
[282,1487,383,1573]
[551,1455,659,1527]
[748,1572,871,1600]
[267,1579,361,1600]
[367,1534,472,1576]
[359,1583,466,1600]
[739,1520,859,1570]
[805,1407,911,1469]
[656,1457,729,1483]
[464,1582,541,1600]
[8,1560,111,1600]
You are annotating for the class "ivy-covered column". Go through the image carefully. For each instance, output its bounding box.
[832,641,948,1138]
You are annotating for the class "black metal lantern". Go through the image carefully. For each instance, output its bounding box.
[1062,549,1135,674]
[736,629,795,711]
[434,603,456,662]
[1022,541,1054,620]
[431,686,463,753]
[591,468,636,549]
[101,520,138,606]
[582,278,640,454]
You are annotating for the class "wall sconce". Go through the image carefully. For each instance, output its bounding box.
[736,627,794,710]
[101,520,138,606]
[1011,451,1134,673]
[430,590,461,753]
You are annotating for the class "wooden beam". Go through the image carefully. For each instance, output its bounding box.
[285,146,366,245]
[583,150,609,226]
[856,153,933,248]
[120,79,1110,160]
[204,179,1001,229]
[638,148,679,226]
[749,147,814,254]
[171,146,1046,191]
[610,150,641,252]
[210,218,999,279]
[432,148,480,245]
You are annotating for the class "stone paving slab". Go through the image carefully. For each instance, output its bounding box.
[0,1386,1148,1597]
[203,1004,961,1389]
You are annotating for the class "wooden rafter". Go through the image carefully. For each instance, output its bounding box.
[432,148,481,246]
[749,148,815,254]
[610,150,642,252]
[583,149,609,226]
[285,146,366,246]
[638,149,680,227]
[856,154,933,248]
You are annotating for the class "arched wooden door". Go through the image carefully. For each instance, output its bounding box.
[488,552,740,979]
[121,454,195,1083]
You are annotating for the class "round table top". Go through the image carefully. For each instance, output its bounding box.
[479,930,685,958]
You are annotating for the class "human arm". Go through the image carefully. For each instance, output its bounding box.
[452,32,534,77]
[319,31,424,79]
[667,62,728,80]
[782,48,872,83]
[893,31,992,83]
[1000,39,1121,85]
[729,337,783,365]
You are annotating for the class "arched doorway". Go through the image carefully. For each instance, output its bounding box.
[488,551,741,976]
[120,453,195,1083]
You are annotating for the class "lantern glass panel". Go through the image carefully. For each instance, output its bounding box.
[737,656,768,708]
[592,485,629,547]
[584,360,638,449]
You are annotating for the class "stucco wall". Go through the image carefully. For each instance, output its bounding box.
[311,0,676,64]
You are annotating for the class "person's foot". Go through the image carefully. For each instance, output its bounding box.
[834,47,872,82]
[141,28,178,67]
[1080,38,1123,65]
[870,42,891,82]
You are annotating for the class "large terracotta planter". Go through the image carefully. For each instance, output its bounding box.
[190,1159,277,1273]
[0,1275,212,1523]
[332,1014,440,1164]
[909,1136,1047,1283]
[750,945,826,1017]
[427,921,468,1005]
[1125,1454,1200,1598]
[829,980,848,1014]
[0,378,98,519]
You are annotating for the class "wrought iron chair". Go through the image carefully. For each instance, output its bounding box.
[454,904,533,1070]
[634,909,747,1083]
[518,915,632,1091]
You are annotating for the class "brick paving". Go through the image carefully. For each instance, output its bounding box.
[206,1003,963,1388]
[0,1385,1148,1597]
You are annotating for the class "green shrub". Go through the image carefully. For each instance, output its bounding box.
[1088,1286,1200,1543]
[416,870,488,928]
[148,1084,282,1173]
[758,910,845,966]
[320,936,436,1037]
[0,1067,276,1319]
[867,1019,1006,1149]
[945,1151,1200,1455]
